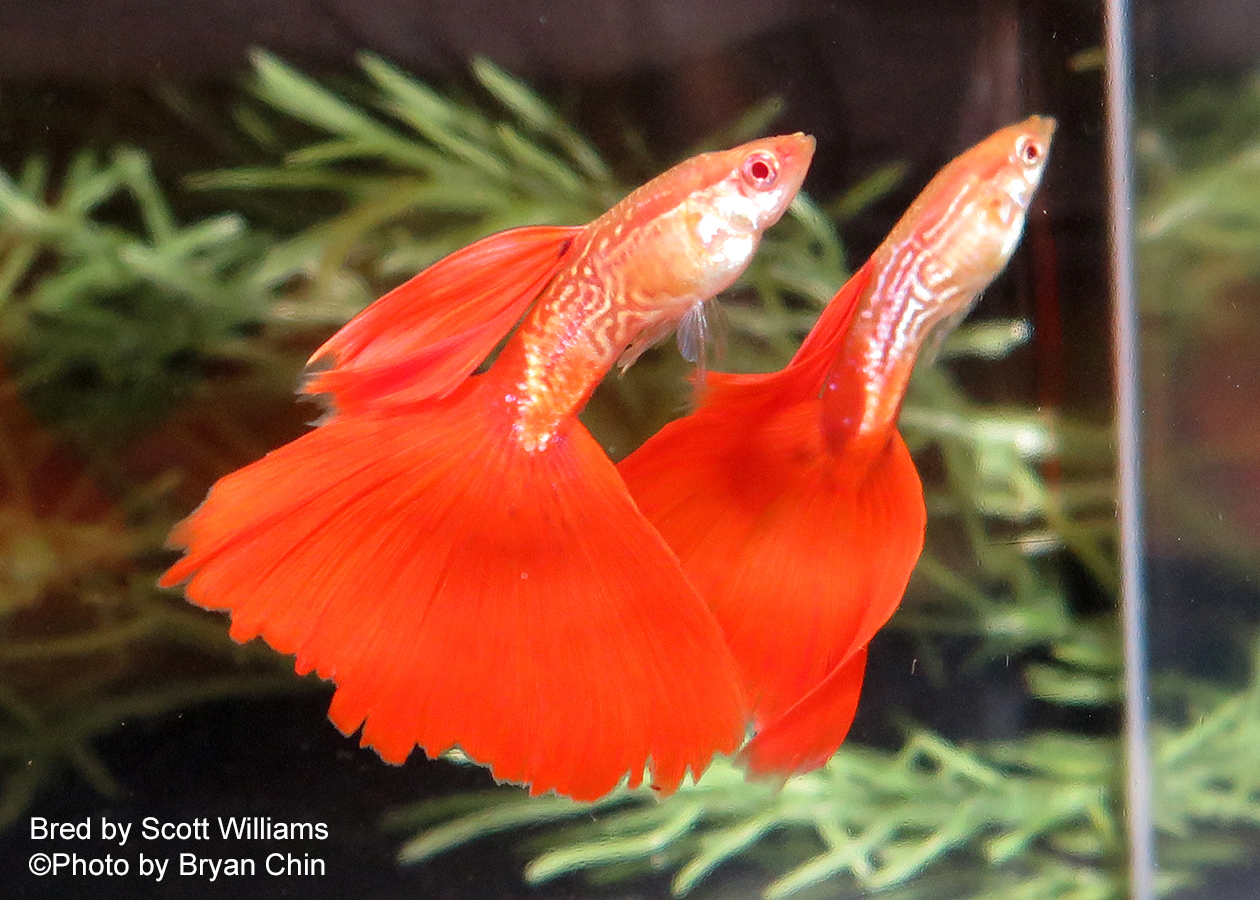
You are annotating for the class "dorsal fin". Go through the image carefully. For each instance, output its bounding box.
[304,225,580,414]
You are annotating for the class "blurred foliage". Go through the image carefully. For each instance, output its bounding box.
[0,127,306,829]
[193,51,847,379]
[0,375,301,828]
[1136,71,1260,573]
[1137,70,1260,341]
[0,151,277,443]
[0,48,1253,900]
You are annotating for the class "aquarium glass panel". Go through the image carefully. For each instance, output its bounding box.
[1134,0,1260,896]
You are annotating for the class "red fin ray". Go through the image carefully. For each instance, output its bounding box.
[163,377,744,801]
[303,225,579,414]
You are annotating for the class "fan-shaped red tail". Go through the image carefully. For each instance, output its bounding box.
[619,287,924,777]
[162,375,745,801]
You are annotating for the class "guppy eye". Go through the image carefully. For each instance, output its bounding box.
[741,151,780,190]
[1015,135,1043,168]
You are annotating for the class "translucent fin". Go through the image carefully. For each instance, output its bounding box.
[616,314,679,373]
[677,299,729,400]
[161,375,745,801]
[304,225,579,414]
[679,298,728,364]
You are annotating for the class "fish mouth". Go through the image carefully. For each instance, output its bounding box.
[771,132,817,173]
[1028,115,1058,144]
[765,132,816,195]
[1006,115,1056,209]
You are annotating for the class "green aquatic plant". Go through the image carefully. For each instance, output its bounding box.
[0,150,281,444]
[191,51,848,374]
[0,383,303,828]
[194,51,617,304]
[898,352,1117,669]
[1138,72,1260,289]
[388,729,1121,900]
[182,50,853,446]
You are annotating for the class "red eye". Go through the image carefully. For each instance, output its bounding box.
[741,151,780,189]
[1016,136,1043,167]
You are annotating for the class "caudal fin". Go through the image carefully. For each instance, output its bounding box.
[622,395,923,728]
[162,376,745,801]
[618,262,924,777]
[304,225,578,414]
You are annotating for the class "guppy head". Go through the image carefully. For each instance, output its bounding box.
[1002,115,1056,211]
[571,132,815,353]
[624,132,814,300]
[686,133,815,257]
[884,115,1055,302]
[716,132,817,232]
[965,115,1056,272]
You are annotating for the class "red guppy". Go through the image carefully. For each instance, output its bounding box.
[161,135,815,802]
